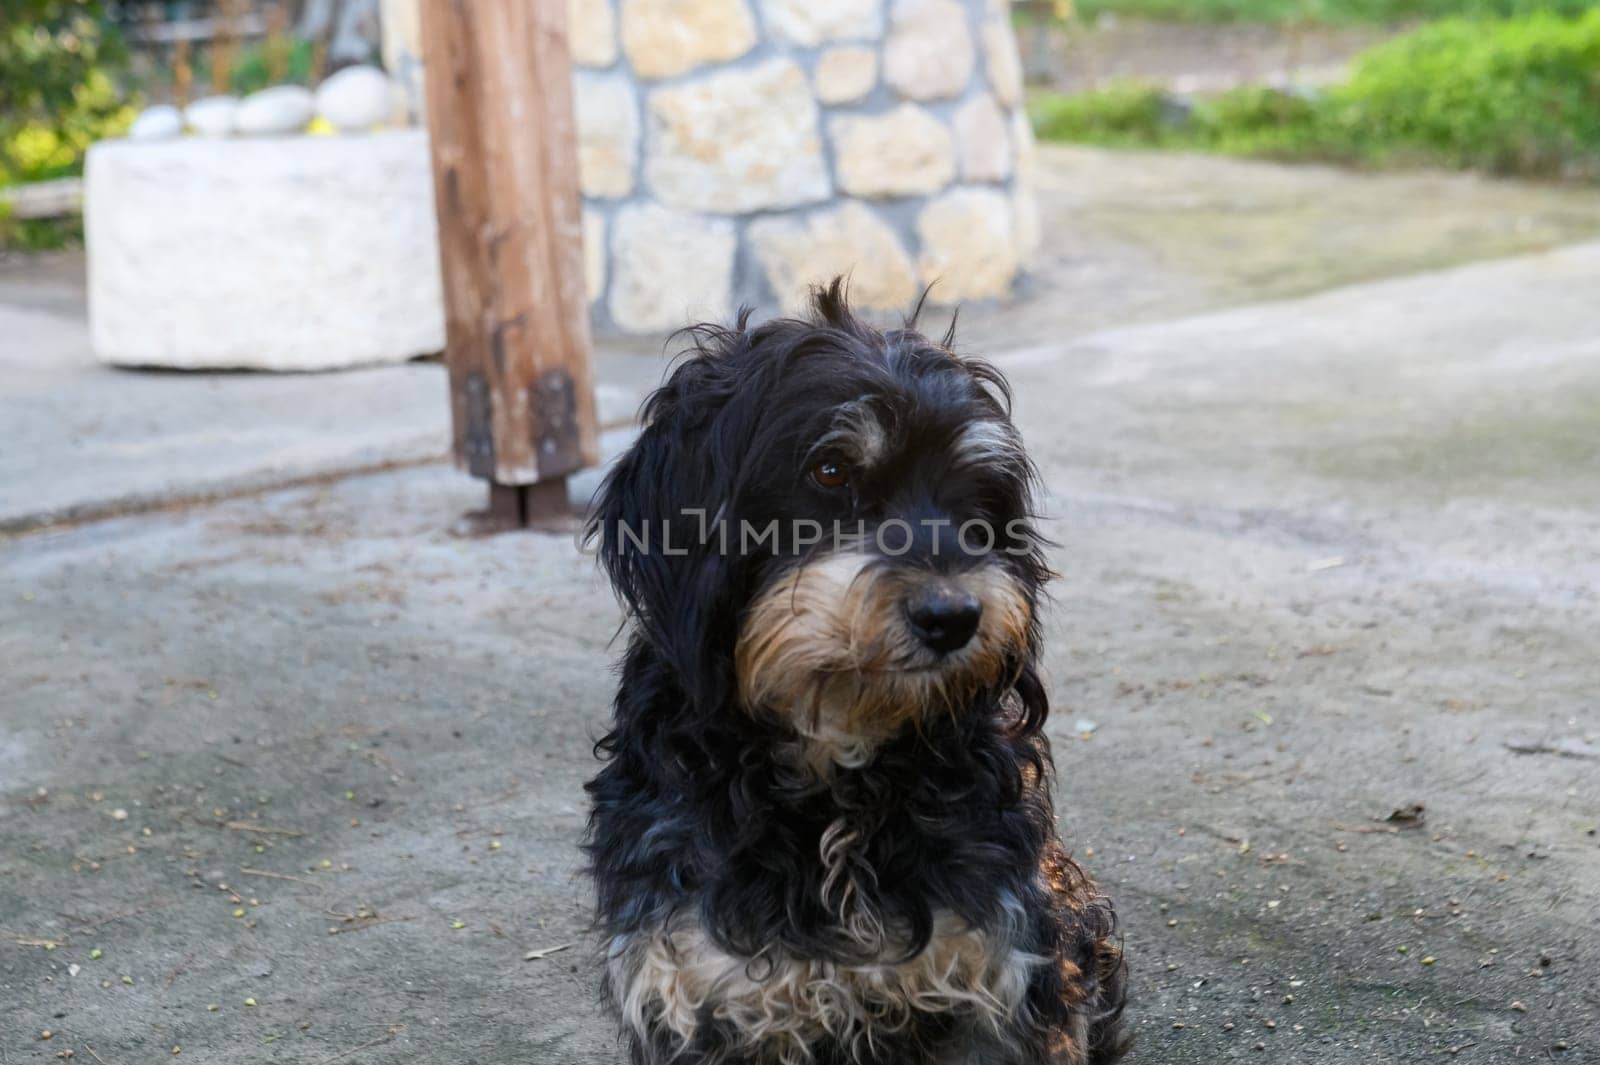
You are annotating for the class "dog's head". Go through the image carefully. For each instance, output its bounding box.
[590,281,1048,763]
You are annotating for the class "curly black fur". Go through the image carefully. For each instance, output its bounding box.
[585,282,1128,1064]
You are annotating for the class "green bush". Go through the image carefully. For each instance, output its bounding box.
[1032,10,1600,179]
[1,1,133,185]
[1069,0,1596,27]
[1031,81,1178,144]
[1324,11,1600,174]
[195,37,318,97]
[0,199,83,250]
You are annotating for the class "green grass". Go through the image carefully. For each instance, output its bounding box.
[1032,10,1600,179]
[1067,0,1597,26]
[0,200,83,250]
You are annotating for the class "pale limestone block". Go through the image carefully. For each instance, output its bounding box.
[814,45,878,105]
[570,0,619,67]
[883,0,974,101]
[86,132,443,369]
[128,105,182,140]
[983,18,1024,107]
[749,201,918,313]
[647,60,830,213]
[575,72,639,198]
[184,96,239,137]
[610,204,735,331]
[583,208,606,306]
[1012,179,1041,261]
[1010,105,1037,176]
[620,0,756,79]
[953,92,1012,181]
[761,0,883,46]
[831,104,953,198]
[916,186,1017,301]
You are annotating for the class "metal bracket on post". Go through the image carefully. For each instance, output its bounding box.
[485,478,572,532]
[421,0,598,534]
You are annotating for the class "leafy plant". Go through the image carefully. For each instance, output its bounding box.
[0,1,133,185]
[0,199,83,249]
[1032,81,1180,144]
[193,37,317,97]
[1324,11,1600,175]
[1068,0,1597,27]
[1032,11,1600,180]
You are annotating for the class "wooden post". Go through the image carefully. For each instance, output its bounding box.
[419,0,599,530]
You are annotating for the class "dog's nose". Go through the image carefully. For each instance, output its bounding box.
[905,588,983,655]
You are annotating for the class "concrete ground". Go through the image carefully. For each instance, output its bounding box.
[3,152,1599,1062]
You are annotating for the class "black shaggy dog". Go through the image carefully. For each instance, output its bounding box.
[585,282,1127,1065]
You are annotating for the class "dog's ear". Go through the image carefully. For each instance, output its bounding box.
[587,353,745,712]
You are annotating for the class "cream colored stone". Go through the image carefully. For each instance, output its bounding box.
[1010,106,1036,176]
[380,0,426,121]
[570,0,619,67]
[620,0,756,79]
[814,46,878,105]
[883,0,973,101]
[761,0,883,46]
[583,209,606,306]
[831,104,953,198]
[647,60,829,213]
[575,72,639,198]
[1012,180,1041,260]
[610,204,735,331]
[749,202,917,314]
[916,187,1017,301]
[983,19,1024,107]
[953,93,1011,182]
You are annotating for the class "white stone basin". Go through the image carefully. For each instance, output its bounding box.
[86,130,443,370]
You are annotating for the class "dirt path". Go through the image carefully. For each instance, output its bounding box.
[4,242,1597,1062]
[1019,17,1397,94]
[960,144,1600,349]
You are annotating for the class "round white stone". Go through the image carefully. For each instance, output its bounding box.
[128,105,183,141]
[315,65,393,132]
[185,96,240,137]
[234,85,316,136]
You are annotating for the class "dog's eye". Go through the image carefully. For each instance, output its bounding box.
[811,461,850,489]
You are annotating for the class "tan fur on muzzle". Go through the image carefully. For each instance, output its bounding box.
[734,552,1031,765]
